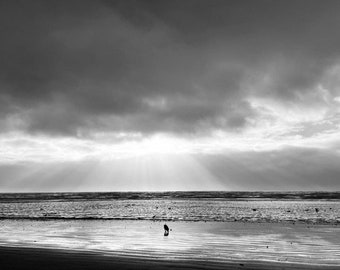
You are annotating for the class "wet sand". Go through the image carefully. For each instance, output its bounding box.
[0,220,339,269]
[1,246,339,270]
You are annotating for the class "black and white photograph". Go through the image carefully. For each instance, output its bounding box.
[0,0,339,269]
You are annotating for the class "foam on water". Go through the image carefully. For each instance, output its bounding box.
[1,198,339,224]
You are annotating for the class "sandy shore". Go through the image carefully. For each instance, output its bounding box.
[1,246,339,270]
[0,220,339,269]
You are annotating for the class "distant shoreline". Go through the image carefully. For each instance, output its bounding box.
[0,217,339,226]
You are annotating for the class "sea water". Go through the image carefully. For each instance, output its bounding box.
[0,191,339,224]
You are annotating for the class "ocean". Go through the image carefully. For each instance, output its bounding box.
[1,191,339,224]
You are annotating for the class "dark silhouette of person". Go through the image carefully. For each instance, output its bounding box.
[164,224,169,236]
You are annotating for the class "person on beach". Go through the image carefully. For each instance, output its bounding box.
[164,224,169,236]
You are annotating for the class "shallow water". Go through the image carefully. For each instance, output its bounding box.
[0,220,339,266]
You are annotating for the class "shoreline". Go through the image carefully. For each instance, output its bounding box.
[1,246,339,270]
[0,216,339,226]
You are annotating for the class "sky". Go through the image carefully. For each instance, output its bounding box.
[1,0,340,192]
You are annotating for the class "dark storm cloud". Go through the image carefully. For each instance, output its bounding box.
[1,0,340,135]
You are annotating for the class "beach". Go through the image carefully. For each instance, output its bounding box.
[2,246,339,270]
[0,219,339,269]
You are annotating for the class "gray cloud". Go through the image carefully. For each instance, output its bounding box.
[197,147,340,191]
[1,0,340,136]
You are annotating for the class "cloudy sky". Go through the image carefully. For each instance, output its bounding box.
[1,0,340,192]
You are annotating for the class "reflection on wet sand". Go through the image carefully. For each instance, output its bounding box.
[0,220,339,266]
